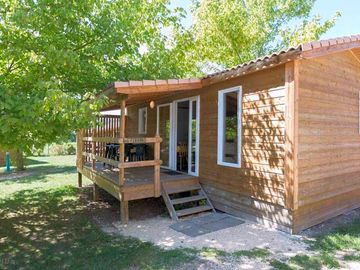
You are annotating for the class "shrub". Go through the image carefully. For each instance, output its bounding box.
[43,143,76,156]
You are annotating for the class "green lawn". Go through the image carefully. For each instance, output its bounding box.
[0,156,197,269]
[1,156,360,269]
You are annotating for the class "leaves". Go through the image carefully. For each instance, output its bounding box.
[0,0,197,154]
[189,0,340,70]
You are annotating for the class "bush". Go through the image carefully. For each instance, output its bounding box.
[49,143,76,156]
[66,144,76,155]
[31,143,76,156]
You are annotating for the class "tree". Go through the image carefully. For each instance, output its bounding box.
[190,0,340,70]
[0,0,197,168]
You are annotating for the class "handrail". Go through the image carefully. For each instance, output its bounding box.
[77,113,163,223]
[79,133,163,198]
[82,136,162,144]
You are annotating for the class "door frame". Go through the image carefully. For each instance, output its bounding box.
[156,103,173,170]
[156,95,200,176]
[171,95,200,176]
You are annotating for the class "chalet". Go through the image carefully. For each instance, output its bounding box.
[76,35,360,234]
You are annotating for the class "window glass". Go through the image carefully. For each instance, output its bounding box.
[218,87,241,167]
[138,107,147,134]
[223,91,238,163]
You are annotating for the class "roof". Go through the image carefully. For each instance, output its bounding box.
[102,34,360,105]
[204,34,360,80]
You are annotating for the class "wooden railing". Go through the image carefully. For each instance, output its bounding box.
[77,101,162,224]
[76,118,163,198]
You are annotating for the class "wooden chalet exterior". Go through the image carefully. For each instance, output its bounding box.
[77,35,360,234]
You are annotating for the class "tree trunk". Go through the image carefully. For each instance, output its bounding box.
[15,149,25,171]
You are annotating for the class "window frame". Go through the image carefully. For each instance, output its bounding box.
[217,86,242,168]
[138,107,147,134]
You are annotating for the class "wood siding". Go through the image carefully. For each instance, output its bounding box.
[294,51,360,232]
[126,65,290,231]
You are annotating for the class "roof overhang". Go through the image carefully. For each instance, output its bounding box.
[99,78,203,109]
[99,34,360,110]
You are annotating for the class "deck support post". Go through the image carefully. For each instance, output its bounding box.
[154,136,161,197]
[76,129,84,188]
[120,201,129,224]
[78,172,82,188]
[93,183,99,201]
[119,98,129,224]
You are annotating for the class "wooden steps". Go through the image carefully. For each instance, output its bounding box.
[171,194,207,205]
[176,205,213,217]
[162,178,215,221]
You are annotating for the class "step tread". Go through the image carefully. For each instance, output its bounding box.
[171,195,207,205]
[176,205,213,217]
[165,184,201,194]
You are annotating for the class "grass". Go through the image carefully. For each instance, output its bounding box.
[269,219,360,269]
[1,156,360,269]
[233,247,270,259]
[0,156,197,269]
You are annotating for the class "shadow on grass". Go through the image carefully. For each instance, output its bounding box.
[0,165,76,185]
[25,157,49,166]
[270,219,360,269]
[0,186,196,269]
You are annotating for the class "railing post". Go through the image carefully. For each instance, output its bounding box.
[119,99,128,224]
[76,129,84,187]
[154,135,161,197]
[92,125,96,170]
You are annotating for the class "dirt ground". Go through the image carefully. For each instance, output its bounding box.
[85,187,360,270]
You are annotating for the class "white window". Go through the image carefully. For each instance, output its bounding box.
[138,107,147,134]
[217,86,242,168]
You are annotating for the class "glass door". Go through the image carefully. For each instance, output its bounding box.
[188,98,199,176]
[157,104,172,168]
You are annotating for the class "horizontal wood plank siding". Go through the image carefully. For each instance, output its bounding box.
[125,65,290,231]
[294,50,360,232]
[200,66,289,230]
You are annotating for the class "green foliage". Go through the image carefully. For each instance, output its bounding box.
[189,0,340,70]
[47,143,76,156]
[0,0,198,156]
[0,156,197,269]
[233,248,270,259]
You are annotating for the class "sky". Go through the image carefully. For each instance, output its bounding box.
[170,0,360,39]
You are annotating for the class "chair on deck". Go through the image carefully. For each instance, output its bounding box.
[135,144,147,161]
[125,144,133,162]
[104,144,119,168]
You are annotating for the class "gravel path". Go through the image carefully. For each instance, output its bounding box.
[112,216,308,254]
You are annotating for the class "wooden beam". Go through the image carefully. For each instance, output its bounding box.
[83,136,162,144]
[91,126,96,170]
[81,166,120,200]
[284,60,299,212]
[82,152,119,168]
[76,129,84,169]
[114,80,202,95]
[77,172,82,188]
[154,136,161,197]
[119,99,128,224]
[118,160,162,169]
[120,201,129,224]
[93,183,99,201]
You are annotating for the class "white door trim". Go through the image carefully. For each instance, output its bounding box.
[172,96,200,176]
[156,103,173,170]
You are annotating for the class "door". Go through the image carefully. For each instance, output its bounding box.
[156,104,172,169]
[172,96,200,176]
[188,98,199,176]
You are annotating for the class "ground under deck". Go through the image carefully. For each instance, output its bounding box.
[79,163,198,201]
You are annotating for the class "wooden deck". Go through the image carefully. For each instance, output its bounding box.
[79,162,198,202]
